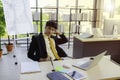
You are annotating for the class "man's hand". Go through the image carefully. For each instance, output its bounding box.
[39,57,50,62]
[54,30,62,35]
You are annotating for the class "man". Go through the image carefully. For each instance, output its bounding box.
[28,20,68,62]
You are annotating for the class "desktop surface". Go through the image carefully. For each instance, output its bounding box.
[0,53,20,80]
[1,53,119,80]
[75,36,120,42]
[20,57,120,80]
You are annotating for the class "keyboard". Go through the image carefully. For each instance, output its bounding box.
[47,72,69,80]
[79,61,91,69]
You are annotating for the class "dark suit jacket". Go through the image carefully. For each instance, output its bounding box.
[28,33,68,61]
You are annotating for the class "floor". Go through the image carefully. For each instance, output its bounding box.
[1,42,73,62]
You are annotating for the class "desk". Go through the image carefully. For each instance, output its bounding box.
[20,57,120,80]
[73,36,120,63]
[0,53,20,80]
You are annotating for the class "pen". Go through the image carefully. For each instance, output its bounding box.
[50,57,55,71]
[72,71,76,77]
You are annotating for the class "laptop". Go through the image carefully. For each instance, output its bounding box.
[72,51,107,71]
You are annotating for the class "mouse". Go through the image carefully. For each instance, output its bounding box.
[63,63,71,69]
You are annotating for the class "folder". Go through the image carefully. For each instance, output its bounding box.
[21,61,41,74]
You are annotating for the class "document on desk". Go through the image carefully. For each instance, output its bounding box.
[21,61,41,74]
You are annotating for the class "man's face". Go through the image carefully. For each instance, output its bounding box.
[45,26,56,36]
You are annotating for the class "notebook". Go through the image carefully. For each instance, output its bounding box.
[47,72,69,80]
[73,51,107,70]
[21,61,41,74]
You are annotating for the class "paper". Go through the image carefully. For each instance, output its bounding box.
[55,66,68,73]
[66,70,87,80]
[21,62,41,74]
[2,0,34,35]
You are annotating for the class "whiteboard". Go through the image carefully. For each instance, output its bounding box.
[2,0,34,35]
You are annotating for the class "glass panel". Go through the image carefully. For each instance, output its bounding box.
[2,0,97,43]
[102,0,120,28]
[59,0,75,8]
[38,0,56,8]
[78,0,93,8]
[103,0,113,18]
[114,0,120,18]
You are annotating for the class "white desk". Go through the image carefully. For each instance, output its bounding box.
[20,57,120,80]
[0,53,20,80]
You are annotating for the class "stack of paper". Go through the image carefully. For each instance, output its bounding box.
[21,62,41,74]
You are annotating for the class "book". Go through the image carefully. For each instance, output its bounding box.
[21,61,41,74]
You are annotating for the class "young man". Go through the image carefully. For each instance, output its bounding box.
[28,20,68,62]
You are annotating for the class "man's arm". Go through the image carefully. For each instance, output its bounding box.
[57,33,68,44]
[54,31,68,44]
[27,36,40,61]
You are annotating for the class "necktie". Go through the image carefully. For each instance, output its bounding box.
[49,38,61,60]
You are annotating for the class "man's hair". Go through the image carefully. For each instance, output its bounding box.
[45,20,57,29]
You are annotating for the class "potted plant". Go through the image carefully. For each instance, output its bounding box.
[0,1,13,53]
[5,35,13,52]
[0,1,5,57]
[0,25,5,57]
[0,0,6,57]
